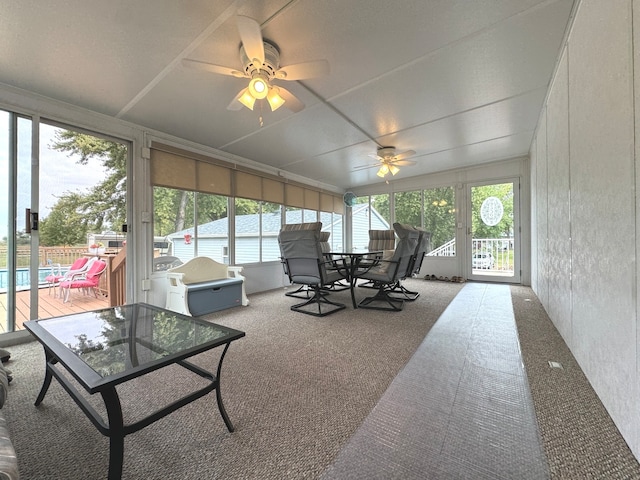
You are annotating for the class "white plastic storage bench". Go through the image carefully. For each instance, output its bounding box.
[165,257,249,316]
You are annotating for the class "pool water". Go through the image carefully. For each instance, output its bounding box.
[0,267,61,290]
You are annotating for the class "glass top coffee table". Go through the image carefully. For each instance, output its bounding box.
[24,303,245,480]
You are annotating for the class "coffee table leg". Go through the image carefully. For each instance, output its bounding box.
[101,387,125,480]
[349,261,359,309]
[35,350,55,406]
[216,343,235,432]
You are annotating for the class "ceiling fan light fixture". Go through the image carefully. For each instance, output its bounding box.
[248,73,269,99]
[267,86,285,111]
[238,90,256,110]
[377,164,389,177]
[389,164,400,176]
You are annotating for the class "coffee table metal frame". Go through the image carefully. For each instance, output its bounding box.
[24,302,245,480]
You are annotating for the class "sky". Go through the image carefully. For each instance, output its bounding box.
[1,117,108,240]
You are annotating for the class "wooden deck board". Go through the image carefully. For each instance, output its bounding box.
[0,287,109,332]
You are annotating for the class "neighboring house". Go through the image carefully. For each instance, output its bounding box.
[165,205,389,264]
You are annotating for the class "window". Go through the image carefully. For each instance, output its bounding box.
[261,202,282,262]
[424,186,456,256]
[351,194,391,251]
[235,199,283,264]
[394,190,422,226]
[153,187,229,264]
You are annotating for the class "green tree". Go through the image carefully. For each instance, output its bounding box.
[39,193,88,246]
[50,130,128,233]
[423,187,456,249]
[371,194,390,223]
[394,191,422,226]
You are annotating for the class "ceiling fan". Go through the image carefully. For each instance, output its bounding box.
[355,146,417,178]
[182,15,329,113]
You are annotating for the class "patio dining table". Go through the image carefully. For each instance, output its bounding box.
[327,250,382,308]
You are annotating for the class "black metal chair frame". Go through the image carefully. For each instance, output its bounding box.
[279,229,347,317]
[387,229,431,301]
[355,224,419,312]
[282,257,347,316]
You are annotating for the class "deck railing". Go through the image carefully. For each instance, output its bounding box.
[1,246,127,305]
[426,238,514,272]
[0,246,91,269]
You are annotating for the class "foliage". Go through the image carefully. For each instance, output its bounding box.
[37,130,127,246]
[364,188,456,250]
[39,192,89,246]
[423,187,456,249]
[393,191,422,226]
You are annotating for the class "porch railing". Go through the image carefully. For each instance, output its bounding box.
[426,238,514,272]
[0,246,127,305]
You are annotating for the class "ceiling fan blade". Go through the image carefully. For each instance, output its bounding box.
[181,59,246,78]
[275,60,330,81]
[277,86,304,113]
[393,149,416,161]
[227,88,248,111]
[236,16,264,64]
[367,153,383,161]
[392,160,417,167]
[353,163,379,171]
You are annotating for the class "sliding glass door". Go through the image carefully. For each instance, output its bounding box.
[1,112,129,332]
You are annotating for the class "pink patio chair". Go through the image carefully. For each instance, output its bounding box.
[59,259,107,304]
[44,256,89,297]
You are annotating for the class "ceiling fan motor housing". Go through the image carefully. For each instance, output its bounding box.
[378,146,396,160]
[240,41,280,79]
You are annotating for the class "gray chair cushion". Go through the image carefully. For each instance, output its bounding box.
[358,224,418,282]
[0,366,7,409]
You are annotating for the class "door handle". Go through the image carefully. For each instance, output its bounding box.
[25,208,38,232]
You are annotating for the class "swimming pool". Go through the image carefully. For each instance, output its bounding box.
[0,267,61,290]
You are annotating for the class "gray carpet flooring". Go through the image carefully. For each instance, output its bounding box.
[3,279,461,479]
[2,280,639,479]
[511,285,640,479]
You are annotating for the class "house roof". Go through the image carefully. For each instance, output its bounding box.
[166,203,388,238]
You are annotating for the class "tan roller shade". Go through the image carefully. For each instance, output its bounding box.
[197,161,231,196]
[151,142,342,213]
[263,177,285,204]
[234,171,262,201]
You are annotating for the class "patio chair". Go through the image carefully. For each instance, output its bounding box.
[387,226,432,301]
[44,256,90,297]
[278,228,347,317]
[59,259,107,304]
[319,231,350,293]
[359,229,396,289]
[354,223,419,311]
[279,222,323,299]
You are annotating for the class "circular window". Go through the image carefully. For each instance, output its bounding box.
[480,197,504,226]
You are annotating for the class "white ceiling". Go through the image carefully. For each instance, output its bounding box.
[0,0,575,191]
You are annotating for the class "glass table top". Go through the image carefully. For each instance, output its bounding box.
[25,303,245,391]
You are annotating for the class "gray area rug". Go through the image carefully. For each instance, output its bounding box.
[322,283,548,480]
[3,279,462,479]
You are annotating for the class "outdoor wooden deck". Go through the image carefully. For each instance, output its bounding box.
[0,287,109,332]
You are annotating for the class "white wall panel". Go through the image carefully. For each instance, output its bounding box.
[530,141,538,292]
[568,0,638,455]
[536,111,549,309]
[633,0,640,454]
[546,51,572,344]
